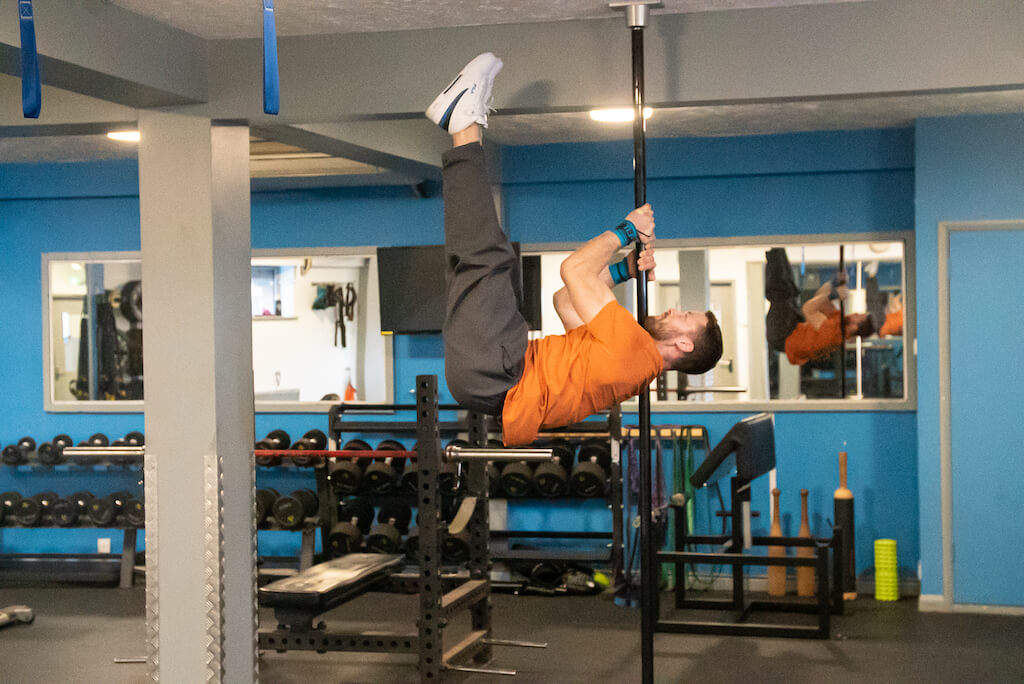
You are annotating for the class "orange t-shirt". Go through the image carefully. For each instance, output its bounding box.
[785,309,842,366]
[501,301,663,446]
[879,309,903,337]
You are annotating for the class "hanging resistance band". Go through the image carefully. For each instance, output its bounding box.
[262,0,280,115]
[612,3,659,683]
[19,0,41,118]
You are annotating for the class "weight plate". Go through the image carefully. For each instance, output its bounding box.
[87,496,118,526]
[534,462,568,497]
[578,438,612,472]
[36,442,62,465]
[363,461,396,495]
[441,530,471,564]
[366,524,401,554]
[87,433,110,447]
[17,436,37,452]
[2,444,27,465]
[266,429,291,450]
[500,462,534,497]
[53,434,74,448]
[301,429,328,450]
[14,497,43,526]
[328,521,362,556]
[377,502,412,534]
[123,499,146,527]
[571,460,608,497]
[404,529,420,562]
[271,496,307,530]
[328,460,363,495]
[51,498,80,526]
[123,431,145,446]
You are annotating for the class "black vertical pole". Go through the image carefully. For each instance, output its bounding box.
[838,245,847,398]
[618,4,655,683]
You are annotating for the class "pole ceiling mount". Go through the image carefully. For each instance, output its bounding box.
[609,1,663,28]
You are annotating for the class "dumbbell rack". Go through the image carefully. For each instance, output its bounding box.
[489,412,625,579]
[0,445,146,588]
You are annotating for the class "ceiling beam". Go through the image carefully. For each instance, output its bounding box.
[0,1,207,108]
[204,0,1024,124]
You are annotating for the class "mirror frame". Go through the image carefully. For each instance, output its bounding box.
[42,247,395,414]
[522,230,916,413]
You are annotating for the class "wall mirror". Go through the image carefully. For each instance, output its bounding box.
[526,232,914,411]
[42,249,393,412]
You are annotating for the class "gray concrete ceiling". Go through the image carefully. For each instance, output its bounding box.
[2,0,1022,176]
[108,0,872,40]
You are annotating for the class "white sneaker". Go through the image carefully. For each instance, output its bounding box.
[425,52,503,133]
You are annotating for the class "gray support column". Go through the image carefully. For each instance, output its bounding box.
[138,111,256,683]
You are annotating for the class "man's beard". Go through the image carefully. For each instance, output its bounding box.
[643,316,671,342]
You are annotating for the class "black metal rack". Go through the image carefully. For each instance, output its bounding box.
[258,375,547,680]
[655,474,844,639]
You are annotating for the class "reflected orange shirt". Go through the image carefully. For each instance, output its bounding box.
[785,309,842,366]
[502,301,663,446]
[879,309,903,337]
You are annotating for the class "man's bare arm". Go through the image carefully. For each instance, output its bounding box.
[554,245,657,331]
[560,205,655,325]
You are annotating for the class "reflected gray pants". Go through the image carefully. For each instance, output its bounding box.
[765,247,804,353]
[442,144,528,415]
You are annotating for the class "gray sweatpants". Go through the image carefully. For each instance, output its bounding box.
[442,143,528,415]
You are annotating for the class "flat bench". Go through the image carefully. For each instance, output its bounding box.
[259,553,403,632]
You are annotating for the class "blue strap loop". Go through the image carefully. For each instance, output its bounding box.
[262,0,280,115]
[19,0,41,118]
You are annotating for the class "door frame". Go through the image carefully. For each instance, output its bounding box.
[937,220,1024,614]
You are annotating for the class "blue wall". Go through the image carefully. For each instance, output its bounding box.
[1,128,920,574]
[914,113,1024,597]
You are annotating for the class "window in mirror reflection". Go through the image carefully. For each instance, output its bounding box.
[529,238,908,404]
[45,252,392,409]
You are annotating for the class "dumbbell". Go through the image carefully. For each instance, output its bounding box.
[328,439,370,495]
[2,437,36,466]
[36,434,74,466]
[51,491,95,527]
[534,439,575,497]
[0,491,23,523]
[571,438,612,497]
[328,499,374,556]
[87,491,133,526]
[289,429,328,466]
[272,488,318,529]
[109,431,145,466]
[255,429,291,467]
[122,496,146,527]
[499,458,535,497]
[255,488,279,527]
[362,439,407,495]
[67,433,111,466]
[441,521,473,565]
[366,502,412,554]
[14,491,59,526]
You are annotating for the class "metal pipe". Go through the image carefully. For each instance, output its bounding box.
[443,445,555,463]
[482,638,549,648]
[839,245,847,398]
[447,664,517,676]
[610,4,660,681]
[63,447,146,457]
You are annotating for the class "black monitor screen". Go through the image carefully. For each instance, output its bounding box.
[377,245,448,334]
[377,244,538,334]
[690,413,776,487]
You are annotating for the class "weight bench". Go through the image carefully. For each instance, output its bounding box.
[259,553,404,635]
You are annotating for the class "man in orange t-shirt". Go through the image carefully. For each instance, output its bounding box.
[427,53,724,445]
[765,248,874,365]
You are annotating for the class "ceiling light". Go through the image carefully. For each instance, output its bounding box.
[589,107,653,123]
[107,130,140,143]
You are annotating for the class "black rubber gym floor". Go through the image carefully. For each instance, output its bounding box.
[1,583,1022,683]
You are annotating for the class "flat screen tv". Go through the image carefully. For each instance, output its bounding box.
[377,244,539,334]
[690,413,776,487]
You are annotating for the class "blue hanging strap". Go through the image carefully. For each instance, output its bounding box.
[262,0,280,115]
[19,0,41,118]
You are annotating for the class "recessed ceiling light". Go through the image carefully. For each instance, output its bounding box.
[107,130,140,142]
[589,107,653,123]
